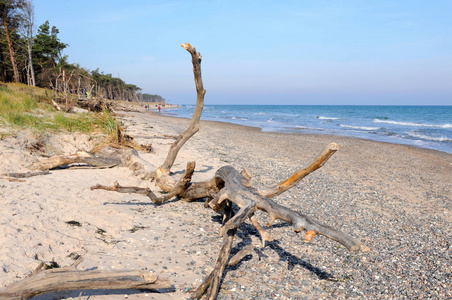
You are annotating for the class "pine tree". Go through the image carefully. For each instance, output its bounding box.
[0,0,25,83]
[32,20,67,86]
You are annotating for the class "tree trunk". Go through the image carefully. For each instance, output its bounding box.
[27,42,35,86]
[22,0,36,86]
[33,150,121,170]
[158,43,206,175]
[2,17,20,83]
[0,258,171,300]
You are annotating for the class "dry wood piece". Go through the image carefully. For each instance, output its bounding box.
[51,98,62,111]
[94,147,156,180]
[33,150,121,170]
[91,161,196,205]
[258,142,339,198]
[157,43,206,177]
[1,170,50,178]
[0,258,171,299]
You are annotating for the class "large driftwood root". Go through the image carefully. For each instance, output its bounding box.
[92,143,369,299]
[190,163,367,299]
[0,258,171,299]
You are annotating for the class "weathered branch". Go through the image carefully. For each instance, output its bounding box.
[259,142,339,198]
[33,150,120,171]
[0,258,171,299]
[90,181,150,195]
[193,203,237,300]
[91,162,196,205]
[94,147,155,180]
[158,43,206,175]
[249,214,274,247]
[1,170,50,178]
[214,165,363,252]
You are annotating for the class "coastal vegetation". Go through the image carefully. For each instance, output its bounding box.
[0,82,118,139]
[0,0,163,103]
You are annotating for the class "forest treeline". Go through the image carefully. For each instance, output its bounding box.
[0,0,164,103]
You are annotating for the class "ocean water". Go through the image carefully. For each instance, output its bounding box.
[162,105,452,154]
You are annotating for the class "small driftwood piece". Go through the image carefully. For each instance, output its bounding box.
[33,150,121,170]
[51,99,62,111]
[0,258,171,300]
[1,170,49,178]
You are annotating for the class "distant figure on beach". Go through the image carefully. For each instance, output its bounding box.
[158,105,161,112]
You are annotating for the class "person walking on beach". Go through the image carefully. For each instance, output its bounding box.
[158,105,161,112]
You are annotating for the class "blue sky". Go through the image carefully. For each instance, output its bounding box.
[34,1,452,105]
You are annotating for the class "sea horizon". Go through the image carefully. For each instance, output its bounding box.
[161,104,452,154]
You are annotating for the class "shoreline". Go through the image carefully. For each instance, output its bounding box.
[158,104,452,154]
[158,109,452,156]
[1,108,451,299]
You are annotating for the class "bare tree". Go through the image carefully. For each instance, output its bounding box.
[18,0,35,86]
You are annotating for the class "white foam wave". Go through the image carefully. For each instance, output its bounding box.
[407,132,452,142]
[253,112,267,115]
[340,124,381,131]
[374,119,452,128]
[231,117,248,121]
[317,116,339,120]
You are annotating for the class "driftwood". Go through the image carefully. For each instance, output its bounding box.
[1,170,49,178]
[158,43,205,175]
[0,258,170,300]
[90,43,369,299]
[77,98,112,112]
[4,43,368,299]
[33,150,121,170]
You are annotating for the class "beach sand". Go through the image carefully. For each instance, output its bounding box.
[1,108,451,299]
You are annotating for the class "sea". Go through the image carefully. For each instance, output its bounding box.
[161,105,452,154]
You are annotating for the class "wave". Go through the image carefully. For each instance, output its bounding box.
[253,112,267,115]
[407,132,452,142]
[291,125,325,131]
[374,119,452,128]
[317,116,339,120]
[340,124,381,131]
[231,117,248,121]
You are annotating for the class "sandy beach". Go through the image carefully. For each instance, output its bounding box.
[1,108,451,299]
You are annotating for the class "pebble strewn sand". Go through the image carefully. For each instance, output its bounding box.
[1,109,451,299]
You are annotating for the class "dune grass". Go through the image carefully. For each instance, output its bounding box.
[0,82,119,136]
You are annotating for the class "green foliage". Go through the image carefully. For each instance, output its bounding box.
[1,5,153,102]
[33,20,68,66]
[141,93,165,103]
[0,82,120,137]
[53,112,93,133]
[95,110,118,135]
